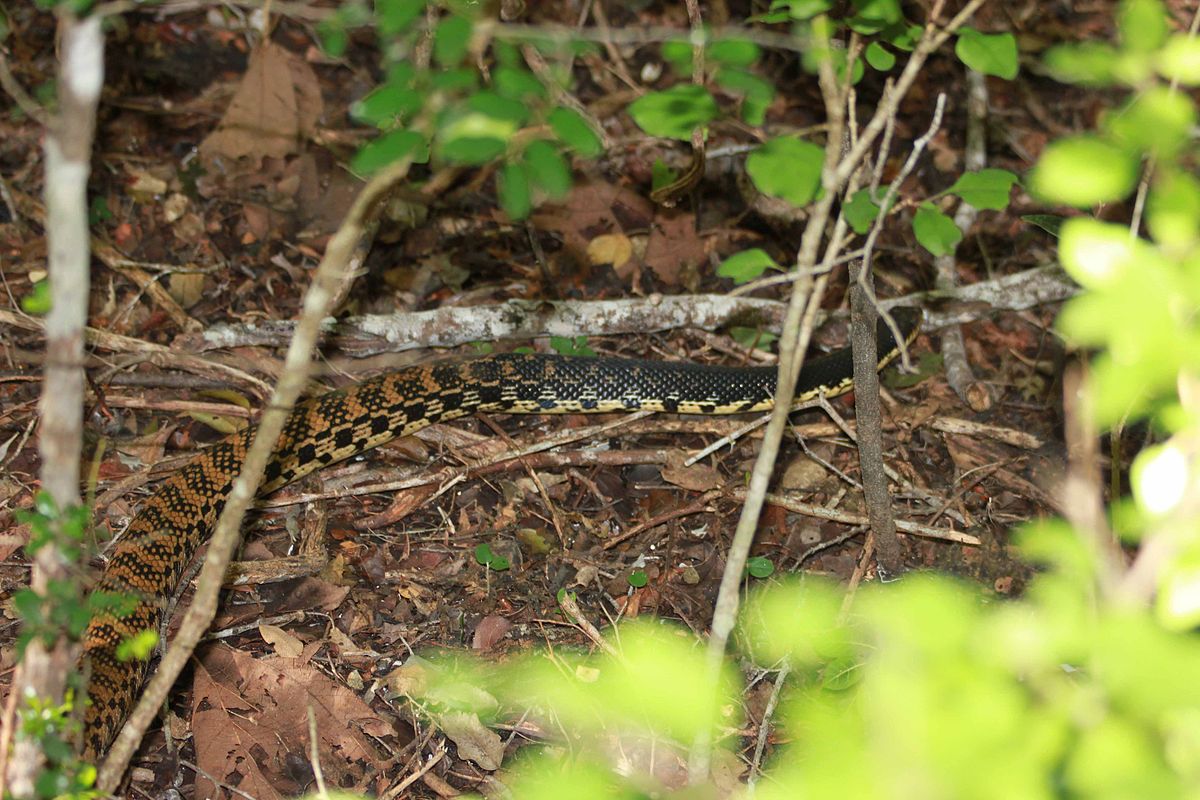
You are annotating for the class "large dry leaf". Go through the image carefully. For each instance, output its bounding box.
[191,645,400,799]
[199,42,322,168]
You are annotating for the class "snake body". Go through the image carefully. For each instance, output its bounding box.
[81,308,920,760]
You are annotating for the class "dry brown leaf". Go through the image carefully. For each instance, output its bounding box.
[437,710,505,770]
[259,623,304,658]
[167,272,205,309]
[661,453,721,492]
[192,645,400,799]
[471,614,513,652]
[586,233,634,268]
[199,42,322,167]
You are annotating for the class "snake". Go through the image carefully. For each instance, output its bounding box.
[79,307,920,761]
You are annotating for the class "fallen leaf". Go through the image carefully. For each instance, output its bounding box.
[259,623,304,658]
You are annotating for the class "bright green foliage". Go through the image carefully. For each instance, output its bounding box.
[1147,169,1200,248]
[19,694,99,800]
[498,161,531,219]
[716,67,776,125]
[1158,34,1200,84]
[912,203,962,256]
[434,15,472,66]
[865,41,896,70]
[730,326,778,351]
[844,188,884,233]
[1119,0,1168,53]
[745,556,775,578]
[22,278,52,315]
[628,85,719,141]
[549,108,602,156]
[474,543,511,572]
[351,129,428,174]
[1104,86,1196,159]
[523,140,571,200]
[549,335,596,357]
[717,248,780,283]
[627,570,648,588]
[1029,136,1139,207]
[946,168,1019,211]
[955,28,1019,79]
[768,0,833,21]
[846,0,901,35]
[746,136,824,207]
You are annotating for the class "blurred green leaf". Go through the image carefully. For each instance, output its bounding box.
[865,41,896,71]
[21,280,52,315]
[434,15,472,66]
[628,85,719,140]
[708,38,760,67]
[717,248,780,284]
[955,28,1019,79]
[523,140,571,200]
[498,161,531,219]
[912,203,962,256]
[844,188,883,233]
[1118,0,1168,53]
[946,168,1019,210]
[1029,136,1139,207]
[1157,34,1200,85]
[1147,170,1200,248]
[1044,42,1121,86]
[549,108,603,157]
[746,136,824,207]
[1104,87,1196,159]
[351,128,428,174]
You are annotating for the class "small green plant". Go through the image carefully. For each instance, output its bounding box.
[474,542,511,572]
[18,693,100,800]
[549,335,596,357]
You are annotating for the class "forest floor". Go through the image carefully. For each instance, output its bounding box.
[0,0,1136,796]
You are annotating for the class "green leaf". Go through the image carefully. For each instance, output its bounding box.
[89,195,112,224]
[730,326,778,351]
[1157,34,1200,85]
[746,136,824,207]
[494,66,546,101]
[475,543,495,565]
[844,188,882,233]
[1044,42,1121,87]
[351,129,428,174]
[848,0,901,34]
[1104,86,1197,159]
[498,162,532,220]
[1028,136,1139,207]
[718,248,780,284]
[865,42,896,71]
[1147,170,1200,248]
[1119,0,1168,53]
[746,557,775,578]
[1057,217,1151,289]
[351,83,422,126]
[715,68,775,127]
[708,38,760,67]
[21,280,51,315]
[773,0,832,20]
[628,570,649,588]
[116,629,159,662]
[434,15,472,67]
[946,168,1019,211]
[549,335,595,356]
[955,28,1019,79]
[627,85,719,140]
[376,0,424,37]
[549,108,602,157]
[523,140,571,200]
[912,203,962,256]
[661,40,693,75]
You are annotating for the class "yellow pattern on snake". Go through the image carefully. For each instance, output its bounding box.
[81,308,920,760]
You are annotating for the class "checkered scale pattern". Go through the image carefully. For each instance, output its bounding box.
[80,308,920,759]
